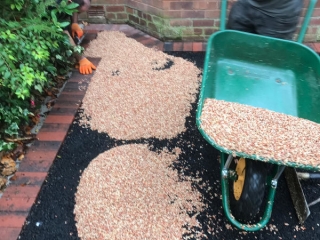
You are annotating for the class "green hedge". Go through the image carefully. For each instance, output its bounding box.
[0,0,81,151]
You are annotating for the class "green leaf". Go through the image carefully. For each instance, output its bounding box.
[16,4,22,11]
[64,9,74,16]
[67,2,79,9]
[0,141,15,151]
[46,65,56,74]
[9,122,19,130]
[22,88,30,96]
[0,66,6,72]
[8,55,15,61]
[34,84,42,92]
[51,10,58,25]
[23,108,30,116]
[59,21,70,28]
[51,9,57,17]
[4,71,11,79]
[5,123,19,136]
[60,0,67,7]
[66,49,73,57]
[56,54,62,60]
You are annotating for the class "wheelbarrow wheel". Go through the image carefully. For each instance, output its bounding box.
[229,158,267,221]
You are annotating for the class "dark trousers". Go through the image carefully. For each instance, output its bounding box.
[227,0,303,40]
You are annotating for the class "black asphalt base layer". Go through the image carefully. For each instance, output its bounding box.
[19,52,320,240]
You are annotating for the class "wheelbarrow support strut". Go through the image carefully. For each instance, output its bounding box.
[285,168,311,223]
[220,153,284,231]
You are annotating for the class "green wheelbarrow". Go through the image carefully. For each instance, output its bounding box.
[196,0,320,231]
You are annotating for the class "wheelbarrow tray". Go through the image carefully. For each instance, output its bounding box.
[196,30,320,171]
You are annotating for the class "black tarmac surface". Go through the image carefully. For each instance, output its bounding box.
[19,52,320,240]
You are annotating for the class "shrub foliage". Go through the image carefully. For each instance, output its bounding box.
[0,0,79,151]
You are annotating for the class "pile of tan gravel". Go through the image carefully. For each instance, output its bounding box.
[79,31,201,140]
[74,31,205,239]
[74,144,203,239]
[200,98,320,169]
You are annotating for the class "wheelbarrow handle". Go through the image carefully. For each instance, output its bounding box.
[219,0,318,43]
[297,0,318,43]
[219,0,228,32]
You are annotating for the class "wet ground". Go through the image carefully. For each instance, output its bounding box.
[19,52,320,240]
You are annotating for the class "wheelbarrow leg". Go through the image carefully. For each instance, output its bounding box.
[285,167,310,224]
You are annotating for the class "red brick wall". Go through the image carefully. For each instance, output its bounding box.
[82,0,320,42]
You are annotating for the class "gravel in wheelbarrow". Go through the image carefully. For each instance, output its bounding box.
[200,98,320,170]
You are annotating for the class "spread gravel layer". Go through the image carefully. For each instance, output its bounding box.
[18,52,320,240]
[79,31,201,140]
[200,98,320,169]
[74,144,203,240]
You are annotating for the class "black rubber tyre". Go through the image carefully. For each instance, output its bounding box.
[229,158,268,222]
